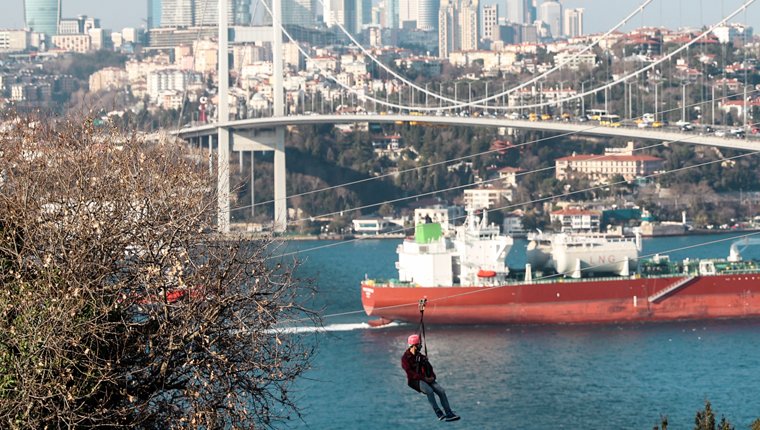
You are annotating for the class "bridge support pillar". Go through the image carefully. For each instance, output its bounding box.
[231,129,286,231]
[271,0,286,233]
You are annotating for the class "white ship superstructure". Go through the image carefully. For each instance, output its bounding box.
[396,210,513,287]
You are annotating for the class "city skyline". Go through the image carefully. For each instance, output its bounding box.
[2,0,759,35]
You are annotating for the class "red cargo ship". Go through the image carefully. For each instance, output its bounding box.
[360,213,760,324]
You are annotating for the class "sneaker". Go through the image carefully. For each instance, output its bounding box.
[444,413,460,422]
[435,410,445,420]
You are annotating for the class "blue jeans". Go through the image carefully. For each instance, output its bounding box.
[419,380,453,416]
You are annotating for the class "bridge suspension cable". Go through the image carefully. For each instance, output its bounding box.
[497,0,757,112]
[307,0,653,109]
[227,89,755,215]
[261,0,755,114]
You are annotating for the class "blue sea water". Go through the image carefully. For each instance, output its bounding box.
[276,233,760,429]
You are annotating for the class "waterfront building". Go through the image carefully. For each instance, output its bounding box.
[550,209,601,233]
[352,215,393,235]
[538,0,561,39]
[24,0,61,38]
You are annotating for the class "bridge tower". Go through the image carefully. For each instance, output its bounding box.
[217,0,287,234]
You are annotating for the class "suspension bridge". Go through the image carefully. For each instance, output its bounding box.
[173,0,760,233]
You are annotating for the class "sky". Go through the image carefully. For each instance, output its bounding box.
[1,0,758,34]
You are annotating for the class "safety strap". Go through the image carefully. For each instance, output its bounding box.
[418,298,428,356]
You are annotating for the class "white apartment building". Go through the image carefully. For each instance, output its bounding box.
[0,30,30,52]
[550,209,601,233]
[563,8,584,38]
[89,67,128,92]
[463,187,512,210]
[147,69,201,102]
[554,51,595,70]
[51,34,92,53]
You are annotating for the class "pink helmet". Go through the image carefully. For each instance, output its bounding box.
[407,334,421,346]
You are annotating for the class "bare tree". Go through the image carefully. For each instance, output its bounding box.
[0,116,317,428]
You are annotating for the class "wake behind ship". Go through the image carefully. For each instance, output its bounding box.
[360,212,760,324]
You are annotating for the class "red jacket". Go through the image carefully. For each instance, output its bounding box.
[401,348,436,392]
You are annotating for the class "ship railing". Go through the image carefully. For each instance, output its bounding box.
[648,275,698,303]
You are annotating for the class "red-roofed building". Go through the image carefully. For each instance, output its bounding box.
[550,208,601,233]
[498,166,524,188]
[555,152,663,183]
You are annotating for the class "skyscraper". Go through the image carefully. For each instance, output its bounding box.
[282,0,314,26]
[399,0,418,28]
[161,0,194,27]
[384,0,399,29]
[538,0,561,39]
[438,0,478,59]
[563,8,583,38]
[506,0,525,24]
[23,0,61,38]
[160,0,250,27]
[482,4,497,40]
[323,0,362,35]
[148,0,162,29]
[417,0,439,31]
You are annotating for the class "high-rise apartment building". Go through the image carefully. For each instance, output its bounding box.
[417,0,440,31]
[563,8,583,38]
[438,0,478,59]
[482,4,497,40]
[24,0,61,38]
[538,0,561,39]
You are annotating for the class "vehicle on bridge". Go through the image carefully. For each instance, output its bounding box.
[587,109,608,120]
[599,114,622,127]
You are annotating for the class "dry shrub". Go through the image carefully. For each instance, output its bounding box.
[0,117,317,428]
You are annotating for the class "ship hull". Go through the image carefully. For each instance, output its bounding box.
[361,274,760,324]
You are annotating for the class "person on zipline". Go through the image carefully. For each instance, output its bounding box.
[401,334,460,422]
